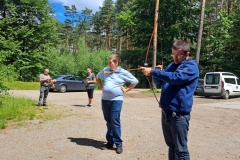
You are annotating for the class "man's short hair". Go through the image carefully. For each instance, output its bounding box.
[172,40,190,54]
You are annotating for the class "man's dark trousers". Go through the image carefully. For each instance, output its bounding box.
[162,112,190,160]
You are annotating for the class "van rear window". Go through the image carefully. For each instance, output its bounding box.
[206,74,220,84]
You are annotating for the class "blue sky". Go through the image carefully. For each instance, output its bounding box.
[49,0,115,22]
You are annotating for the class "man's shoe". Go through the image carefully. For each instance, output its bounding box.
[116,145,123,154]
[37,103,41,107]
[101,143,113,150]
[42,104,47,106]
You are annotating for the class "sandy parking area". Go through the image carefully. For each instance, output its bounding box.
[0,90,240,160]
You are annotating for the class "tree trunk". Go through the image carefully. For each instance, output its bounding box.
[65,30,68,48]
[116,35,118,54]
[109,28,111,51]
[105,26,111,50]
[227,0,231,15]
[73,33,77,54]
[126,29,129,50]
[220,0,224,10]
[119,36,122,54]
[195,0,206,65]
[226,0,228,12]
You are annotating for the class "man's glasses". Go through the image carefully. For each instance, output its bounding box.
[171,54,185,58]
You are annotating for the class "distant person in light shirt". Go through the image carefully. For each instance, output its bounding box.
[38,69,56,106]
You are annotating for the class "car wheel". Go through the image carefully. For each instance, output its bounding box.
[59,85,67,93]
[223,90,229,99]
[49,89,53,92]
[204,95,210,98]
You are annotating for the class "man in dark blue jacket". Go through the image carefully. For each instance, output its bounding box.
[141,40,199,160]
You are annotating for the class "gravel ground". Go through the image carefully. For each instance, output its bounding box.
[1,90,240,160]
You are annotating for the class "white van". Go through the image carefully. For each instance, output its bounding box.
[203,72,240,99]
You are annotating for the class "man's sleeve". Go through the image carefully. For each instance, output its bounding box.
[152,76,163,88]
[150,62,199,85]
[39,74,44,79]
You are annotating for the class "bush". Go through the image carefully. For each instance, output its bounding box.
[0,64,18,82]
[0,82,9,96]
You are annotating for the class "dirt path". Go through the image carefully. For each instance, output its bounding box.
[1,90,240,160]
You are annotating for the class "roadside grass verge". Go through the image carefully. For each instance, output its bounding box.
[0,95,68,129]
[141,89,161,94]
[1,81,39,90]
[0,96,36,129]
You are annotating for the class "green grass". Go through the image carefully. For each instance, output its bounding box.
[0,96,37,129]
[141,89,161,94]
[1,81,40,90]
[0,95,66,129]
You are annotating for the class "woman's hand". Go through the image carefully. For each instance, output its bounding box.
[120,86,127,93]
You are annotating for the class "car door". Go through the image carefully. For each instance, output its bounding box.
[204,73,221,94]
[63,76,75,90]
[236,78,240,96]
[73,76,86,91]
[224,78,237,96]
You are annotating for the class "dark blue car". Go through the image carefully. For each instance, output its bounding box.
[194,79,204,96]
[50,75,87,93]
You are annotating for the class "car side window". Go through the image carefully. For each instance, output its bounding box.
[224,78,236,84]
[74,76,83,81]
[64,76,74,80]
[237,79,240,85]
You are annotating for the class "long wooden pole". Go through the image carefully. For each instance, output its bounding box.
[153,0,159,68]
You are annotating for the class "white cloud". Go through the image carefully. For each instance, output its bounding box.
[49,0,105,13]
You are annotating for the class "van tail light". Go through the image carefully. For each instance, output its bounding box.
[221,81,224,88]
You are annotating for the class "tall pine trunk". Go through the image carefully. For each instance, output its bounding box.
[195,0,206,65]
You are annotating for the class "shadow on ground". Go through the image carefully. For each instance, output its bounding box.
[68,137,106,149]
[71,105,86,107]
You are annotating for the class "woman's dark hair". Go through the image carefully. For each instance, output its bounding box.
[87,68,93,73]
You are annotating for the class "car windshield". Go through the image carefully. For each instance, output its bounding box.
[206,74,220,84]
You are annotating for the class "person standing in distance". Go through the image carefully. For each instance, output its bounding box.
[141,40,199,160]
[85,68,96,108]
[38,69,56,106]
[96,54,139,154]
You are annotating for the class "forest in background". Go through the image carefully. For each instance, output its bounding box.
[1,0,240,88]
